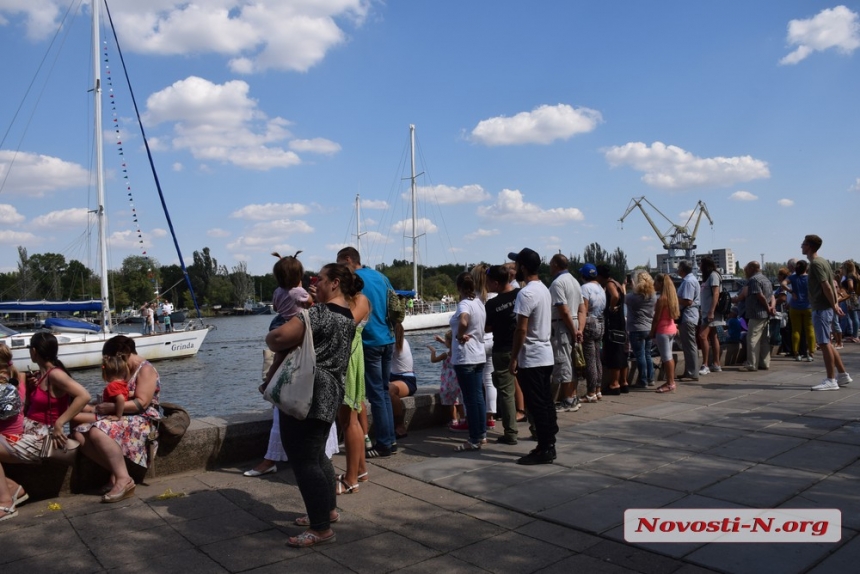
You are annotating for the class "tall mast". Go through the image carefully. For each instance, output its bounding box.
[409,125,418,295]
[93,1,112,331]
[355,193,365,253]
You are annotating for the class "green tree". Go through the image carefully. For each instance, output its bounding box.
[63,260,97,300]
[230,261,254,306]
[28,252,67,299]
[115,256,160,306]
[16,246,34,299]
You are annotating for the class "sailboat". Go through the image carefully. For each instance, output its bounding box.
[398,125,455,332]
[0,2,210,370]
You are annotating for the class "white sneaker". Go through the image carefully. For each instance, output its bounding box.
[837,372,853,387]
[698,366,710,376]
[811,379,840,391]
[709,365,722,372]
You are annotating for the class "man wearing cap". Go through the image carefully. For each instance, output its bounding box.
[548,254,585,412]
[508,248,558,465]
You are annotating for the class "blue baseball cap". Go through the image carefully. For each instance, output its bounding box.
[580,263,597,279]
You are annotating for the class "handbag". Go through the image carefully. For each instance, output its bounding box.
[0,380,21,420]
[157,402,191,443]
[607,329,627,345]
[37,367,80,465]
[263,308,316,419]
[573,342,586,369]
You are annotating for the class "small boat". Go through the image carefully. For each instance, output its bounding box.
[395,126,454,332]
[43,317,101,334]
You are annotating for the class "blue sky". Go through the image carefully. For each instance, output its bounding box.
[1,1,859,282]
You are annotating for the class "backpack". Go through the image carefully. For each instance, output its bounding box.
[387,289,405,327]
[717,289,732,317]
[0,379,21,421]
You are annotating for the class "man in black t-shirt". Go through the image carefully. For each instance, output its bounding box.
[485,265,521,444]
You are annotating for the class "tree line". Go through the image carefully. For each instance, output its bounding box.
[1,242,632,310]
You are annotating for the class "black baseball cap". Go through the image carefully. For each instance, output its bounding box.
[507,248,541,274]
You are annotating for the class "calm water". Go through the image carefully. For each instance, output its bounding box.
[77,315,446,418]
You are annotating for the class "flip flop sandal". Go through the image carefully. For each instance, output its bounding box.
[0,505,18,522]
[286,531,337,548]
[295,512,339,527]
[336,475,359,495]
[12,486,29,507]
[357,472,369,483]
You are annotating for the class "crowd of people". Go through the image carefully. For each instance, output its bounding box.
[2,234,855,551]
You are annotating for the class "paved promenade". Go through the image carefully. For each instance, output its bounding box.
[2,346,859,574]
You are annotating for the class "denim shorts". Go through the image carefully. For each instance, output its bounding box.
[655,333,675,362]
[390,373,417,396]
[813,309,833,347]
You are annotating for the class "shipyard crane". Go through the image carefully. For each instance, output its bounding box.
[619,197,714,260]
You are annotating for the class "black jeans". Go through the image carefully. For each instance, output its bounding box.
[279,413,336,531]
[517,365,558,450]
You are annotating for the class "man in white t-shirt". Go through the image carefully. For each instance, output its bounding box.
[549,254,585,413]
[161,299,174,332]
[508,247,558,465]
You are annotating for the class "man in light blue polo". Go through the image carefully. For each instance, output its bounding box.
[338,247,397,458]
[676,260,700,380]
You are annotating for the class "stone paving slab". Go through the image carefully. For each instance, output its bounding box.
[2,347,859,573]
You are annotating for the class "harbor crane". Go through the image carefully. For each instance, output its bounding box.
[619,197,714,260]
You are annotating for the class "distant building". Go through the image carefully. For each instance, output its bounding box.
[654,247,736,276]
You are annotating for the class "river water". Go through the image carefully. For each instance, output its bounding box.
[78,315,446,418]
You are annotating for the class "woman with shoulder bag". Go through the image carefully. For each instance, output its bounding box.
[1,342,29,522]
[266,263,358,548]
[0,333,91,518]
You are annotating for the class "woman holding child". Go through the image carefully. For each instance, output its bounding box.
[266,263,359,548]
[0,334,91,520]
[73,335,161,503]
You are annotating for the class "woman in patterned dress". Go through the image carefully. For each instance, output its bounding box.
[267,263,359,548]
[73,335,161,503]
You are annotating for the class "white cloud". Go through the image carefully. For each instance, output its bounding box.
[150,228,168,238]
[108,229,151,249]
[391,217,438,235]
[0,204,25,224]
[470,104,602,146]
[604,142,770,190]
[144,76,301,170]
[849,178,860,192]
[31,208,91,228]
[227,219,314,251]
[207,228,231,238]
[780,6,860,65]
[4,1,370,74]
[477,189,585,225]
[778,198,795,207]
[0,150,90,196]
[288,138,341,155]
[172,162,183,172]
[407,184,490,205]
[465,228,500,240]
[0,229,38,244]
[730,190,758,201]
[360,199,388,209]
[230,202,311,220]
[639,235,654,241]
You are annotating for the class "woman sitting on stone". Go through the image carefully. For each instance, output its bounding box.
[0,333,91,518]
[73,335,161,503]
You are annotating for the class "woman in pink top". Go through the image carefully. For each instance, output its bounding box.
[650,274,680,394]
[0,334,90,521]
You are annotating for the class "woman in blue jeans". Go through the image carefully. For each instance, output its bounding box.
[626,271,657,387]
[450,272,487,452]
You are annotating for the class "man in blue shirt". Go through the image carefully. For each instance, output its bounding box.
[337,247,397,458]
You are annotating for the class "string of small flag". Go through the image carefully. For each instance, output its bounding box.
[103,40,148,258]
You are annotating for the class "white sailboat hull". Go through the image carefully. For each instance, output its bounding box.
[3,328,211,371]
[402,311,454,332]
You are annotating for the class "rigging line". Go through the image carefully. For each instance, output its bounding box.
[0,0,83,195]
[414,131,458,266]
[103,0,203,320]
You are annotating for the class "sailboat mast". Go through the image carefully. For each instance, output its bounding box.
[355,193,362,253]
[93,2,112,332]
[409,125,418,296]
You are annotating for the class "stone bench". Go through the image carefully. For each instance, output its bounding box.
[4,388,450,499]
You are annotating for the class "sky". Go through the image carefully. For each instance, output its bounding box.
[1,1,859,283]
